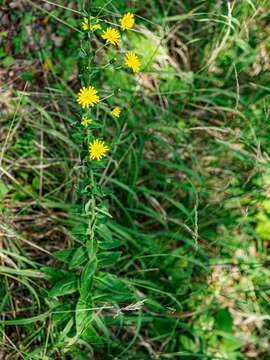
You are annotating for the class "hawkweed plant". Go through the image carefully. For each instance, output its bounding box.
[44,6,144,355]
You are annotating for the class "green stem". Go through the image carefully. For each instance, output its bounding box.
[87,168,97,259]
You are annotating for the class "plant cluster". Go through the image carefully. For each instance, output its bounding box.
[40,10,146,357]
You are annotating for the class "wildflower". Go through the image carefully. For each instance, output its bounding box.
[81,116,93,127]
[82,17,101,31]
[102,27,120,46]
[77,86,100,109]
[120,13,135,31]
[125,52,140,73]
[89,139,109,161]
[111,107,121,118]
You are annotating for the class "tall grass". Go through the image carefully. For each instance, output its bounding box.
[1,0,270,359]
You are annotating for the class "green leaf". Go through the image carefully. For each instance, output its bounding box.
[86,238,98,260]
[92,184,112,197]
[79,258,97,297]
[216,308,233,333]
[96,273,133,302]
[53,248,75,263]
[57,317,74,342]
[96,224,112,242]
[219,335,244,359]
[71,224,87,235]
[221,337,242,352]
[49,274,77,297]
[179,334,197,352]
[154,318,178,336]
[80,323,103,344]
[97,251,122,267]
[0,180,9,199]
[76,293,93,336]
[52,304,73,326]
[99,239,122,250]
[97,224,122,249]
[53,246,88,268]
[32,176,40,190]
[21,71,33,81]
[69,247,88,269]
[3,56,14,67]
[41,267,70,282]
[256,218,270,241]
[98,237,122,250]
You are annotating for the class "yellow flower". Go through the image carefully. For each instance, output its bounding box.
[81,116,93,127]
[77,86,100,109]
[125,52,140,73]
[111,107,121,118]
[120,13,135,31]
[82,17,89,31]
[82,17,101,31]
[101,27,120,46]
[89,139,109,161]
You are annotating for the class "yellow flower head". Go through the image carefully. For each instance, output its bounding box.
[82,17,101,31]
[101,27,120,46]
[120,13,135,31]
[125,52,140,73]
[77,86,100,109]
[111,107,121,118]
[89,139,109,161]
[81,116,93,127]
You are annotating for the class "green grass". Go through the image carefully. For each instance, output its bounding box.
[1,0,270,359]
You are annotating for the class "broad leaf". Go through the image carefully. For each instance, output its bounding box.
[49,274,77,297]
[97,251,122,267]
[80,258,97,297]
